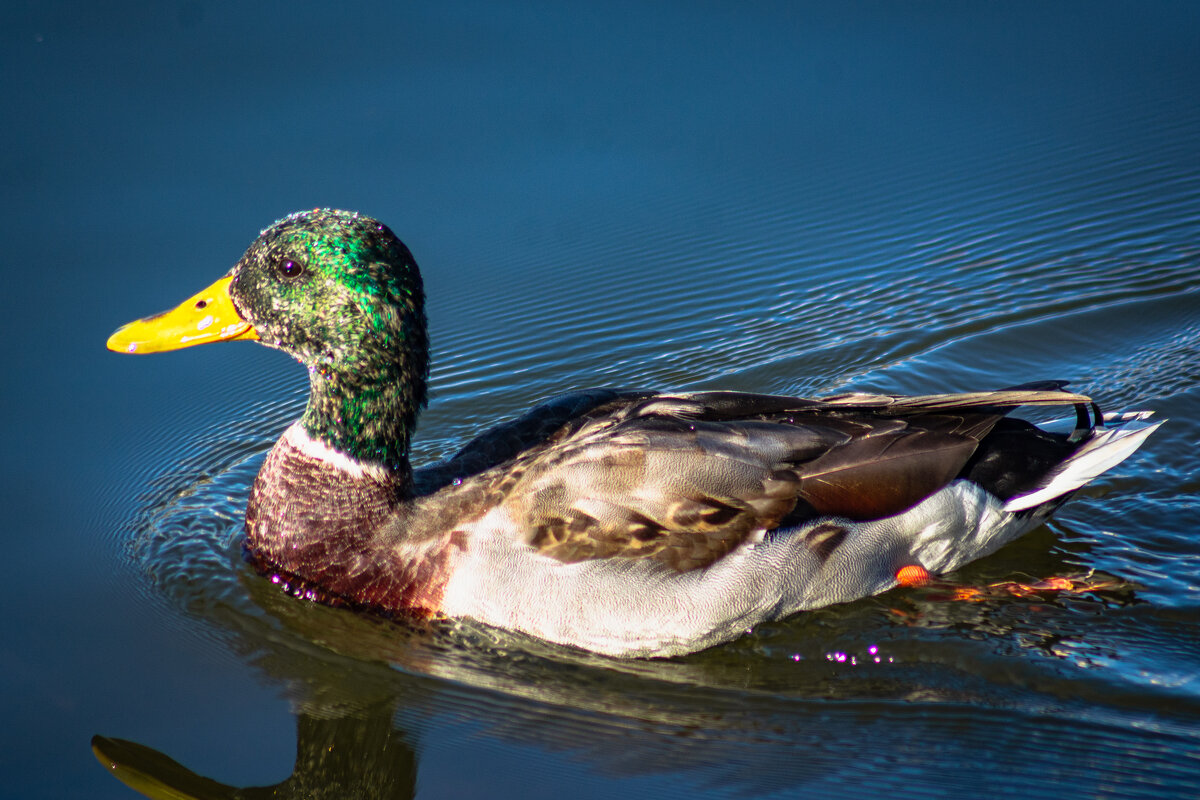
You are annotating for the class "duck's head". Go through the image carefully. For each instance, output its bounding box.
[109,209,429,468]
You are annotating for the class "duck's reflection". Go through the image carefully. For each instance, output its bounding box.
[93,537,1140,800]
[94,701,416,800]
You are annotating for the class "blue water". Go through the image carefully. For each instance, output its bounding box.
[4,2,1200,797]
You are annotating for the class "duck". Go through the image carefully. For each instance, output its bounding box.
[107,209,1160,657]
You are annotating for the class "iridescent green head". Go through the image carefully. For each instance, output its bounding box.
[230,210,425,373]
[108,209,430,470]
[231,210,429,467]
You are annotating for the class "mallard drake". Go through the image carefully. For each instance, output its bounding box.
[108,209,1160,657]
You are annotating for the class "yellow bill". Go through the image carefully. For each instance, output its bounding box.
[107,274,259,354]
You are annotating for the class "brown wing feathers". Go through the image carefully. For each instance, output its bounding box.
[453,388,1091,572]
[516,419,834,570]
[790,411,1001,520]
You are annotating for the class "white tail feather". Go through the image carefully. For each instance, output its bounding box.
[1003,414,1162,512]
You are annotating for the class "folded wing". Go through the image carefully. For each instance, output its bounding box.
[488,388,1092,571]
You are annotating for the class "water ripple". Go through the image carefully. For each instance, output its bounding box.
[101,48,1200,795]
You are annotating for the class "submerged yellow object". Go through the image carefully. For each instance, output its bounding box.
[106,274,258,354]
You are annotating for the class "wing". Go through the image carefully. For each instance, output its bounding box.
[487,387,1093,572]
[504,415,844,571]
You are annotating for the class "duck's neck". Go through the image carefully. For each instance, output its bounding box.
[300,350,426,474]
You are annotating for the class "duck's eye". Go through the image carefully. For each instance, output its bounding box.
[275,259,305,280]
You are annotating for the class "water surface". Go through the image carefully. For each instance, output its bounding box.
[4,2,1199,798]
